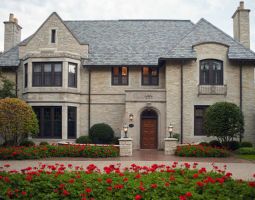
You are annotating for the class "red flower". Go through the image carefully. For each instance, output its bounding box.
[185,192,192,197]
[63,190,70,196]
[135,194,142,200]
[135,174,141,179]
[21,191,27,196]
[248,181,255,188]
[165,182,170,187]
[151,184,157,189]
[196,181,204,187]
[106,178,112,184]
[107,186,112,191]
[123,177,128,182]
[86,188,92,193]
[69,178,75,184]
[179,195,187,200]
[4,164,10,168]
[193,173,199,179]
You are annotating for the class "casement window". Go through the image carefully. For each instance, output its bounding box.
[68,63,77,88]
[24,63,28,88]
[51,29,56,43]
[68,107,77,139]
[33,106,62,138]
[112,66,128,85]
[200,59,223,85]
[32,62,62,87]
[142,67,159,85]
[194,105,209,136]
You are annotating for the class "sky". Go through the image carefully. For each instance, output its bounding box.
[0,0,254,52]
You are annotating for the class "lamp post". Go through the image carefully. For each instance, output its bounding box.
[168,124,173,138]
[123,124,128,138]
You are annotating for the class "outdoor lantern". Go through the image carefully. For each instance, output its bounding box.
[123,124,129,138]
[168,124,173,138]
[129,113,134,121]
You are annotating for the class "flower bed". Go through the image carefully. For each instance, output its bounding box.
[175,144,230,157]
[0,163,254,199]
[0,144,119,160]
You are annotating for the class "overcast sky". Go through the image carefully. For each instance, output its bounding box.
[0,0,254,52]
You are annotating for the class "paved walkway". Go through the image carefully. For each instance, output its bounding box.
[0,150,254,180]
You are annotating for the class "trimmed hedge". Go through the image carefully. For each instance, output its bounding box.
[236,147,255,155]
[175,145,230,157]
[89,123,114,144]
[240,142,253,148]
[0,145,119,160]
[76,136,92,144]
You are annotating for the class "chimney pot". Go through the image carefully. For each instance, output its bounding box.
[240,1,244,9]
[9,13,14,22]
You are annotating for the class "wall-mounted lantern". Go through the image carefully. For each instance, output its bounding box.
[123,124,128,138]
[168,123,173,138]
[129,113,134,121]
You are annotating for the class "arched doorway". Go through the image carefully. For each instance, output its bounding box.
[140,109,158,149]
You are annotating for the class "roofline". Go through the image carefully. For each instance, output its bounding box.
[64,19,193,23]
[84,64,159,67]
[192,41,229,48]
[20,12,87,46]
[159,57,196,61]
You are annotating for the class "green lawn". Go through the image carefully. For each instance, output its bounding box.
[238,154,255,160]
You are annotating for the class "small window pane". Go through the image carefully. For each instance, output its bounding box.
[143,67,149,75]
[68,63,77,87]
[54,64,62,72]
[44,64,51,72]
[112,67,128,85]
[122,67,127,76]
[34,65,41,72]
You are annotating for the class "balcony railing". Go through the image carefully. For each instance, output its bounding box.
[198,85,227,96]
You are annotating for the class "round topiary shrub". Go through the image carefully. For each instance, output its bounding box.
[39,141,49,146]
[89,123,114,144]
[110,136,120,145]
[76,136,92,144]
[209,140,222,148]
[240,141,253,148]
[20,140,35,147]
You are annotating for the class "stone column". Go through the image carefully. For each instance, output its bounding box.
[118,138,133,156]
[62,105,68,139]
[164,138,178,155]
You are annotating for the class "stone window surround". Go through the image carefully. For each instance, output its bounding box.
[29,102,80,140]
[23,57,80,93]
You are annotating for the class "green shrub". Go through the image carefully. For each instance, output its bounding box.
[19,140,35,147]
[204,102,244,143]
[172,133,180,141]
[175,144,229,157]
[0,98,39,146]
[89,123,114,144]
[209,140,222,148]
[236,147,255,155]
[223,141,240,151]
[240,141,253,148]
[110,136,120,145]
[39,141,49,146]
[76,136,92,144]
[199,142,209,146]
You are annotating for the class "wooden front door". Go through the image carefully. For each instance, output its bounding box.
[141,110,158,149]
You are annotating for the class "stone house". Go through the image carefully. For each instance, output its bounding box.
[0,2,255,148]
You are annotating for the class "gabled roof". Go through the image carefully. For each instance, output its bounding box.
[162,18,255,61]
[64,20,194,65]
[0,46,19,67]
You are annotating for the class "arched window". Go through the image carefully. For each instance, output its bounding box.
[200,59,223,85]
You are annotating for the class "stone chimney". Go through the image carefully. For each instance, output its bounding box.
[4,13,22,52]
[232,1,250,48]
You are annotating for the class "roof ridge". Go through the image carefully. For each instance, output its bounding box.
[64,19,193,22]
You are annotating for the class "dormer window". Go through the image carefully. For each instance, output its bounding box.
[51,29,56,43]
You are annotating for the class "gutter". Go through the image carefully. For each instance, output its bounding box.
[239,62,243,143]
[88,67,91,133]
[180,62,184,144]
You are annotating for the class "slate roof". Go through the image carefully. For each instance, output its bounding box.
[64,20,194,65]
[0,46,19,67]
[163,18,255,60]
[1,17,255,67]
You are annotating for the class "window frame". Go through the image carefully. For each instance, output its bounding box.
[68,62,77,88]
[24,63,28,88]
[141,66,159,86]
[32,62,62,87]
[51,29,56,43]
[194,105,210,136]
[199,59,223,85]
[68,106,77,139]
[33,106,62,138]
[111,66,129,85]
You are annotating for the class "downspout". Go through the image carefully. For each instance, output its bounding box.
[15,67,18,97]
[239,62,243,142]
[180,62,184,144]
[88,67,91,133]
